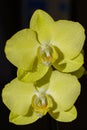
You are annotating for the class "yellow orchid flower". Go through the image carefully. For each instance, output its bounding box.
[5,9,85,82]
[2,70,81,125]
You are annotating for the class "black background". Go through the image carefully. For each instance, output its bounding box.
[0,0,87,129]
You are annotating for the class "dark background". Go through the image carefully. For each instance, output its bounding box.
[0,0,87,129]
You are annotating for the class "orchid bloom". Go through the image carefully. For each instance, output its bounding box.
[4,9,85,82]
[2,70,81,125]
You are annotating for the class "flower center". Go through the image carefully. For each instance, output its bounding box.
[38,44,53,66]
[38,44,59,66]
[32,93,52,118]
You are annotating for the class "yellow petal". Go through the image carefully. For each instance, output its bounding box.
[2,78,36,115]
[53,53,84,72]
[47,71,81,111]
[71,66,85,78]
[35,67,52,93]
[49,106,77,122]
[30,9,54,43]
[52,20,85,59]
[5,29,39,69]
[17,60,49,82]
[9,111,39,125]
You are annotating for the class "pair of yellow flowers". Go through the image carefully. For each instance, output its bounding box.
[2,9,86,125]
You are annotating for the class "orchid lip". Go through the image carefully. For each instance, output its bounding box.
[38,44,53,66]
[32,92,52,118]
